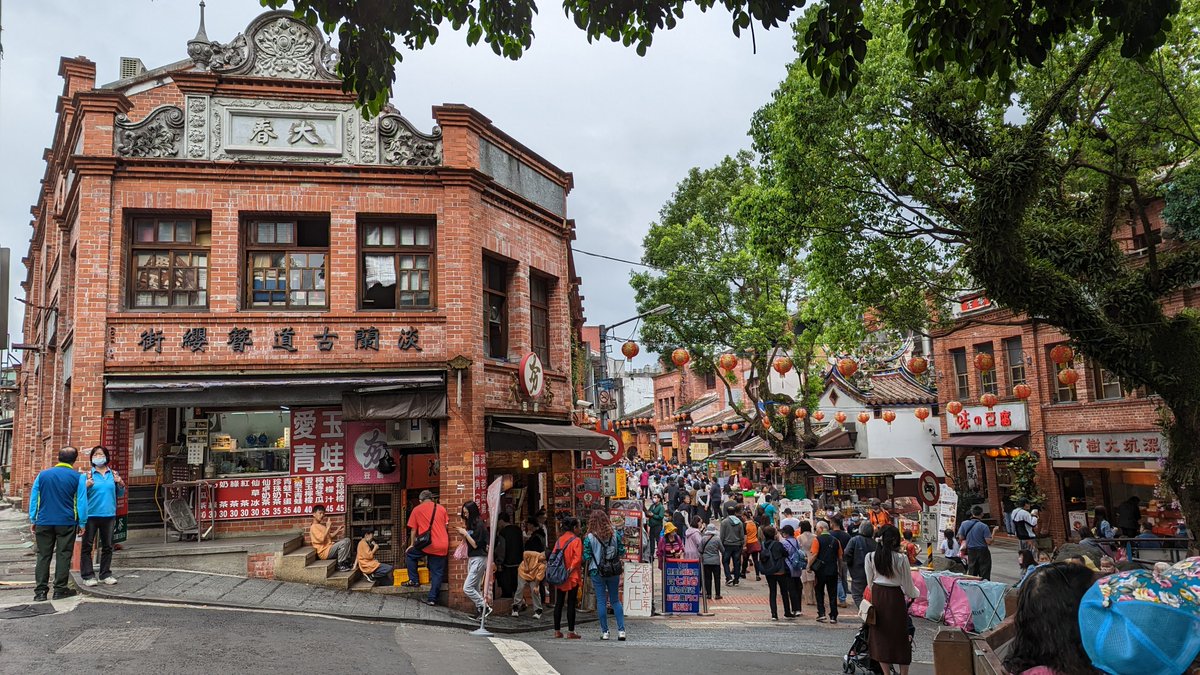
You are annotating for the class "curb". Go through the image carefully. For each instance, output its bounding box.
[70,574,592,635]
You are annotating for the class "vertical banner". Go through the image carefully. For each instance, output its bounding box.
[663,558,702,614]
[472,451,489,517]
[483,476,503,607]
[291,408,346,476]
[344,420,398,484]
[622,562,654,617]
[935,484,959,536]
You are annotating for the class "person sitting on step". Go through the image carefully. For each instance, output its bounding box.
[356,529,395,585]
[309,504,352,572]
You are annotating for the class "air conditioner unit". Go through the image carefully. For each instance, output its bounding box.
[387,419,434,445]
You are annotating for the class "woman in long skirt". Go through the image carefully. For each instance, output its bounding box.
[864,525,919,674]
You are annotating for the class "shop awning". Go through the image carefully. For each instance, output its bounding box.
[802,457,916,476]
[105,373,444,410]
[487,421,613,452]
[932,432,1025,448]
[343,390,447,420]
[719,436,781,462]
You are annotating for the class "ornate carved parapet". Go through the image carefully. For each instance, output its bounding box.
[379,114,443,167]
[189,11,339,82]
[114,105,184,158]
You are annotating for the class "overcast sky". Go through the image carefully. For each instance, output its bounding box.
[0,0,798,363]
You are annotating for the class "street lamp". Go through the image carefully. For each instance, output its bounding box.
[596,304,671,421]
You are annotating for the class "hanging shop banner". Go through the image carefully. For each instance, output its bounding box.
[473,451,489,514]
[290,407,346,475]
[623,562,654,617]
[199,475,346,520]
[663,558,702,614]
[689,442,710,461]
[589,426,624,467]
[935,484,959,536]
[344,421,399,484]
[614,467,628,499]
[575,469,603,516]
[1047,432,1168,461]
[406,452,440,490]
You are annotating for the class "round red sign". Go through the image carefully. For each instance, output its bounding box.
[590,427,624,467]
[917,471,940,506]
[518,353,544,398]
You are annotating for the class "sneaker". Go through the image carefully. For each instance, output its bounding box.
[511,609,520,617]
[82,578,98,587]
[567,632,582,639]
[102,577,117,586]
[830,618,839,625]
[401,580,420,588]
[771,616,779,621]
[554,631,564,638]
[425,600,437,607]
[617,631,626,641]
[533,610,542,620]
[816,616,828,623]
[601,632,610,640]
[339,565,355,573]
[33,592,48,602]
[53,589,77,600]
[482,605,493,619]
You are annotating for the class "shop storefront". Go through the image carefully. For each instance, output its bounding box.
[934,402,1029,524]
[1047,430,1182,537]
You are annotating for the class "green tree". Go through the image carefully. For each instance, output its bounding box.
[630,152,858,457]
[260,0,1178,116]
[753,0,1200,544]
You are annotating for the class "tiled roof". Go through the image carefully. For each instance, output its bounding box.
[674,393,719,415]
[828,368,936,406]
[692,407,745,427]
[617,403,655,421]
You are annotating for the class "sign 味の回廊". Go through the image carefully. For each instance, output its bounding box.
[945,403,1028,434]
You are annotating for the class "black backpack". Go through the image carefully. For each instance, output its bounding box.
[545,535,577,586]
[597,534,624,578]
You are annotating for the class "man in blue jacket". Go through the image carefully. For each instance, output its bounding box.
[28,447,88,601]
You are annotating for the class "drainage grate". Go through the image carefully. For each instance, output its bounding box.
[58,627,162,654]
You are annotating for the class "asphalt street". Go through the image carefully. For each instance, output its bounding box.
[0,598,935,674]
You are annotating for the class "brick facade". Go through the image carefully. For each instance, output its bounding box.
[13,13,586,612]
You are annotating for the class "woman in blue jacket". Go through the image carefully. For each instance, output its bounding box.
[81,446,125,586]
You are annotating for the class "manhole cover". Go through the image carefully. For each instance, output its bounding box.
[58,627,162,654]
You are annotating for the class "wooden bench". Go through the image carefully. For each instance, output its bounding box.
[933,591,1019,675]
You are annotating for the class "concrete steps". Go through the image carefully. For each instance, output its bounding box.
[274,544,363,590]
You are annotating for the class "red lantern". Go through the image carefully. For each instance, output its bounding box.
[837,358,859,378]
[777,405,792,418]
[986,448,1000,458]
[731,423,740,431]
[721,423,730,431]
[946,401,964,416]
[621,340,639,361]
[773,357,794,375]
[857,411,871,425]
[907,356,928,376]
[1058,369,1079,386]
[834,411,847,424]
[1013,383,1032,400]
[812,411,825,422]
[719,353,739,372]
[795,408,808,420]
[671,348,690,368]
[762,418,772,429]
[914,407,931,421]
[1050,344,1074,366]
[980,393,999,409]
[974,353,995,372]
[882,410,897,425]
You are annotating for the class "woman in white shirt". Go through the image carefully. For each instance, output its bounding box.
[939,528,964,572]
[865,525,919,675]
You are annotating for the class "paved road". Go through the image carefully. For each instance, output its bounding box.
[0,597,934,674]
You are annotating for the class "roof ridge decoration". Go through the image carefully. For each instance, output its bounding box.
[115,105,185,158]
[188,10,339,81]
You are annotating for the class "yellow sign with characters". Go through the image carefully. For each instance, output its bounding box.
[615,468,628,499]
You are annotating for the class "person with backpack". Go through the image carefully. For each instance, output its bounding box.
[720,504,746,586]
[80,445,125,587]
[845,522,877,605]
[547,516,583,638]
[760,525,798,620]
[584,510,627,641]
[700,521,724,601]
[1010,498,1039,554]
[741,507,762,581]
[956,504,999,580]
[779,524,806,614]
[808,520,844,623]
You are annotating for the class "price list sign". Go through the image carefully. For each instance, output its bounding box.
[663,558,702,614]
[199,475,346,520]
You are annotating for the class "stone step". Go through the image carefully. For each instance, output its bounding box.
[278,545,318,571]
[324,567,361,590]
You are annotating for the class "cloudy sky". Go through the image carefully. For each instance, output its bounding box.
[0,0,799,362]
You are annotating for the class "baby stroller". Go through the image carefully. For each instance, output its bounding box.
[842,615,913,674]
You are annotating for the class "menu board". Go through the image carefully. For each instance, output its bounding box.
[552,473,574,524]
[663,558,702,614]
[610,503,644,561]
[575,469,602,517]
[199,475,346,520]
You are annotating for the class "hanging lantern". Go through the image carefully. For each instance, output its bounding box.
[980,393,999,409]
[1050,344,1074,365]
[857,411,871,425]
[773,356,794,375]
[946,401,964,416]
[621,340,640,361]
[986,448,1000,458]
[837,358,859,378]
[762,417,772,429]
[671,348,690,367]
[907,356,928,376]
[812,411,825,422]
[1058,369,1079,386]
[721,423,730,431]
[834,411,847,424]
[914,407,931,422]
[1013,383,1032,400]
[882,410,897,425]
[795,408,808,420]
[777,404,792,418]
[718,353,739,372]
[731,423,740,431]
[974,353,995,372]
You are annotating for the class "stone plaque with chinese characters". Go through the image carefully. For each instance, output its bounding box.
[944,403,1029,433]
[1048,432,1169,460]
[223,107,344,157]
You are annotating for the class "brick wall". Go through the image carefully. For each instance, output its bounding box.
[247,552,276,579]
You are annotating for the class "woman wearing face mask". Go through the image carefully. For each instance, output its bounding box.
[80,446,125,586]
[456,501,490,620]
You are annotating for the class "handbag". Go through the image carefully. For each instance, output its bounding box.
[865,603,877,625]
[452,541,469,560]
[412,504,438,552]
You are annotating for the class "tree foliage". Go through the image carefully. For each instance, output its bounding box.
[262,0,1179,116]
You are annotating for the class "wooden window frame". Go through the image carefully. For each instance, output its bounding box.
[1048,345,1078,403]
[529,272,552,368]
[950,348,970,400]
[358,218,437,310]
[975,342,998,395]
[1003,337,1026,388]
[1092,364,1123,401]
[243,218,329,311]
[128,216,211,310]
[484,255,510,359]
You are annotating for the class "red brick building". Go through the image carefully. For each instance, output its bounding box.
[12,10,608,608]
[932,210,1191,545]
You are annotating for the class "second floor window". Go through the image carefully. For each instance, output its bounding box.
[1092,365,1123,400]
[951,348,970,400]
[530,274,551,367]
[246,219,328,309]
[484,256,509,359]
[130,217,211,308]
[1049,344,1078,403]
[1003,337,1026,388]
[361,220,434,309]
[976,343,998,395]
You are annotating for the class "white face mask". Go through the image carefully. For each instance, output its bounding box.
[92,457,107,467]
